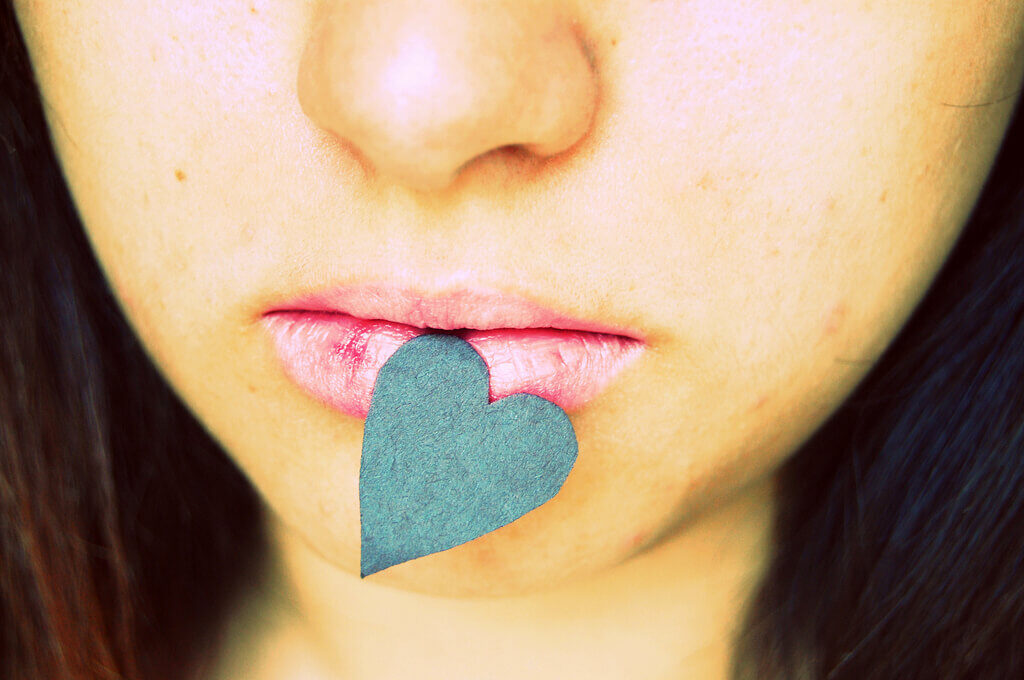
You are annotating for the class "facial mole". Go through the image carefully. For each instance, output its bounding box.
[174,169,186,182]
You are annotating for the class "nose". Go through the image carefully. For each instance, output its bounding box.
[297,1,598,191]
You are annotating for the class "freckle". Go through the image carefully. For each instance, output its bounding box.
[610,37,618,47]
[824,302,848,337]
[239,223,257,245]
[697,172,714,190]
[250,5,257,13]
[175,169,186,182]
[750,395,769,412]
[825,196,837,213]
[879,190,888,204]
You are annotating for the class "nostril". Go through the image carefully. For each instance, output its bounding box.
[476,145,541,170]
[449,145,549,187]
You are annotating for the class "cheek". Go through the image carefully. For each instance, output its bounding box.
[579,0,1021,424]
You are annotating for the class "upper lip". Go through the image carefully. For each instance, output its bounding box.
[263,282,645,339]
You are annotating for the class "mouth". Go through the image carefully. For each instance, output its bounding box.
[260,284,646,418]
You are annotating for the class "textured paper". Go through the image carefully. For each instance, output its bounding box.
[359,333,578,577]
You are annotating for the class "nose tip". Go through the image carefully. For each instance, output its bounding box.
[297,1,598,192]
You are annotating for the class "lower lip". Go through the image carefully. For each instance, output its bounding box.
[261,312,645,418]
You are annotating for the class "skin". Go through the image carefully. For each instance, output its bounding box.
[14,1,1024,678]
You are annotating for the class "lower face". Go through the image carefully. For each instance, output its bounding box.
[14,1,1024,595]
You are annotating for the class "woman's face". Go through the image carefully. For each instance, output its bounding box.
[15,1,1024,595]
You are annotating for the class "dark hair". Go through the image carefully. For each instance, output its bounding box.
[3,3,1023,678]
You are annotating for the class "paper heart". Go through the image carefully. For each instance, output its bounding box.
[359,333,578,577]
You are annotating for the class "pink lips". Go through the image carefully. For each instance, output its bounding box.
[260,285,645,418]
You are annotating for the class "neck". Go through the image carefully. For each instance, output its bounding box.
[210,476,775,680]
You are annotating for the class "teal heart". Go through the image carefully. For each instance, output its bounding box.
[360,333,578,577]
